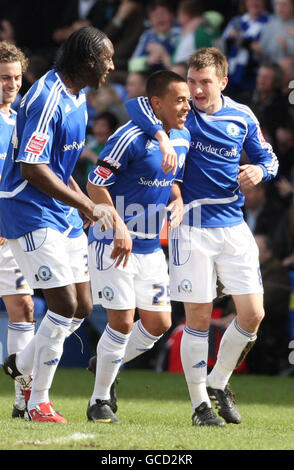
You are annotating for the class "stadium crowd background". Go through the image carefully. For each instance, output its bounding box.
[1,0,294,376]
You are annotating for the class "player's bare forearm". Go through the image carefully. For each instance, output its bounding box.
[155,130,178,175]
[166,182,183,228]
[87,181,132,266]
[21,162,96,220]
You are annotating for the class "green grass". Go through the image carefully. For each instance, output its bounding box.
[0,368,293,451]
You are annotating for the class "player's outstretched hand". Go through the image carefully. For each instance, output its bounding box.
[237,164,264,189]
[111,216,132,268]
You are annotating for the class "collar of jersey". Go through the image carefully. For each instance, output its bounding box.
[54,71,86,107]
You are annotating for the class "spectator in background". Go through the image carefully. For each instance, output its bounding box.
[223,233,291,375]
[53,0,145,77]
[87,85,130,126]
[244,62,292,148]
[222,0,272,98]
[125,71,149,98]
[274,126,294,177]
[243,183,294,260]
[253,0,294,63]
[128,0,181,73]
[73,111,119,193]
[172,0,223,67]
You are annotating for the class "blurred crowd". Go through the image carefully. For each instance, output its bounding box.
[2,0,294,375]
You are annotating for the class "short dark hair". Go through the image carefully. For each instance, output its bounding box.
[146,70,187,101]
[55,26,108,82]
[148,0,175,14]
[259,61,284,86]
[93,111,119,133]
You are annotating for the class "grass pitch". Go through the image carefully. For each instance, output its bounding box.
[0,368,293,451]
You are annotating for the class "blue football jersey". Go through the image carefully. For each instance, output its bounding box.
[0,109,17,237]
[0,69,86,239]
[88,121,190,254]
[126,96,279,228]
[0,109,16,177]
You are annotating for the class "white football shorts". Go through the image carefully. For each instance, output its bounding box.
[0,242,33,296]
[88,241,171,311]
[169,222,263,303]
[8,228,90,289]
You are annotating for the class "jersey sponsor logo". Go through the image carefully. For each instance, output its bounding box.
[63,139,85,152]
[138,177,175,187]
[25,132,50,156]
[192,141,238,158]
[226,123,240,137]
[94,165,113,179]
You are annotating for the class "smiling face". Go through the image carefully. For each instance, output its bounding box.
[187,65,228,115]
[151,81,191,132]
[0,61,22,113]
[97,38,115,86]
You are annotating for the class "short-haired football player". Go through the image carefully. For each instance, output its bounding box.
[126,47,279,426]
[1,27,116,423]
[0,40,34,420]
[86,70,191,423]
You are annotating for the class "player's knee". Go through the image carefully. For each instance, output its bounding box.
[115,318,134,335]
[244,307,265,332]
[143,316,172,337]
[75,297,93,319]
[158,316,172,335]
[23,297,34,322]
[12,295,34,322]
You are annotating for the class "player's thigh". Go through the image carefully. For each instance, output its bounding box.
[168,224,217,303]
[134,250,171,313]
[0,243,33,297]
[67,232,90,284]
[8,228,77,290]
[216,223,264,297]
[88,241,136,310]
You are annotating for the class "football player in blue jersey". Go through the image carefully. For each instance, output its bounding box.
[0,41,35,420]
[1,27,116,423]
[125,47,279,426]
[85,70,191,423]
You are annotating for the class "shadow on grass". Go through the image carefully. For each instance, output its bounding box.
[1,368,294,407]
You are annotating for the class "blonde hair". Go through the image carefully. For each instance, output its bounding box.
[0,41,28,72]
[187,47,228,79]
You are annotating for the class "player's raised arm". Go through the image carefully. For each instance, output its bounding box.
[126,96,178,175]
